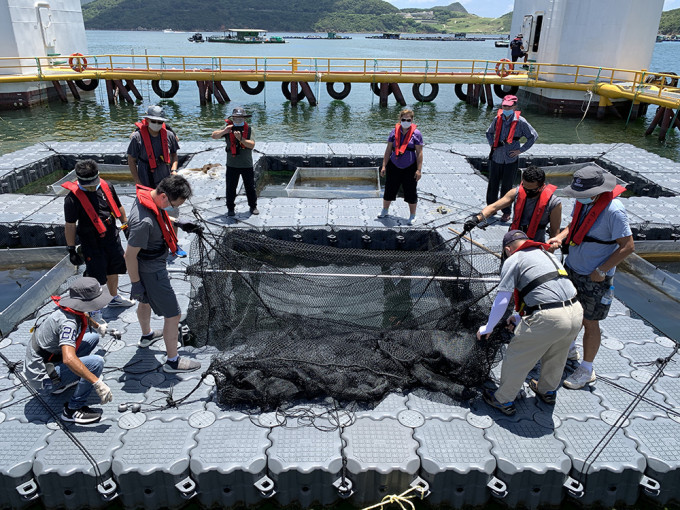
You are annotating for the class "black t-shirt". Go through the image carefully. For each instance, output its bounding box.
[63,184,122,240]
[510,38,524,56]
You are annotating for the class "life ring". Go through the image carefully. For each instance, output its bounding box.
[151,80,179,98]
[412,83,438,102]
[326,82,351,100]
[493,84,519,99]
[454,83,468,102]
[281,82,304,101]
[240,81,265,95]
[74,79,98,91]
[495,59,514,78]
[370,83,393,96]
[68,53,87,73]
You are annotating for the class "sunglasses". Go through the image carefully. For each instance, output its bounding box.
[401,118,412,122]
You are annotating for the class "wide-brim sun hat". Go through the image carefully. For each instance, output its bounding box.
[228,106,252,118]
[562,164,617,198]
[60,277,113,312]
[143,105,168,123]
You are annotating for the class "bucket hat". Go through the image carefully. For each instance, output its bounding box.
[75,165,100,188]
[60,277,112,312]
[502,230,528,248]
[143,105,168,122]
[501,95,518,106]
[228,106,252,118]
[562,164,617,198]
[516,33,523,38]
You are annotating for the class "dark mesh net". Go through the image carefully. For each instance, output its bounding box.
[186,229,510,411]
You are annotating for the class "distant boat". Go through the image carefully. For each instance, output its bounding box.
[207,29,285,44]
[495,39,509,47]
[163,29,174,33]
[188,33,204,42]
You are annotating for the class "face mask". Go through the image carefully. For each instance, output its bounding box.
[232,119,245,127]
[162,205,174,211]
[577,197,594,205]
[401,120,412,129]
[502,109,514,118]
[524,186,541,198]
[148,121,162,130]
[78,183,100,192]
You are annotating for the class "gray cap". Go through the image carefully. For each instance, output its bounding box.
[562,164,618,198]
[143,105,168,122]
[229,106,251,118]
[59,277,112,312]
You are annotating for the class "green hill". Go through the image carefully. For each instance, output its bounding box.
[659,7,680,35]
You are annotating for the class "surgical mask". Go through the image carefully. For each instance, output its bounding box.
[401,120,412,129]
[162,205,174,211]
[78,183,100,192]
[232,119,245,127]
[576,197,594,205]
[502,109,514,118]
[148,121,163,129]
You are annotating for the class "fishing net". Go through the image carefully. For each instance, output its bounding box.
[185,228,510,411]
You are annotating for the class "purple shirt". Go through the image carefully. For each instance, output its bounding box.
[388,127,423,169]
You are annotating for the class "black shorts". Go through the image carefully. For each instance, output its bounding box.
[383,160,418,204]
[81,234,127,285]
[566,266,613,321]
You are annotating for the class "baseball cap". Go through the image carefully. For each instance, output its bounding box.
[502,230,528,248]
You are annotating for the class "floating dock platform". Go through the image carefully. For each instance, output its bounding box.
[0,141,679,509]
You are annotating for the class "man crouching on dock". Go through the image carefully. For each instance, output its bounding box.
[124,175,203,373]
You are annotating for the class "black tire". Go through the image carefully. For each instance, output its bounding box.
[454,83,468,102]
[281,81,304,101]
[240,81,265,95]
[412,83,438,102]
[74,79,98,91]
[493,84,519,99]
[326,82,351,100]
[151,80,180,99]
[370,82,393,96]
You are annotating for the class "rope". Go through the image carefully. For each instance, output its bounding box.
[361,485,427,510]
[625,70,647,128]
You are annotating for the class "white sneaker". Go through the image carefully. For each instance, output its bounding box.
[567,345,581,361]
[563,366,596,390]
[407,216,416,226]
[108,295,137,308]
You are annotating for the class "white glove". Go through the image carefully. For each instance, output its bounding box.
[476,325,490,339]
[97,323,107,337]
[93,376,113,404]
[507,312,521,326]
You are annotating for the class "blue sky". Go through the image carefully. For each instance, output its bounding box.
[384,0,680,18]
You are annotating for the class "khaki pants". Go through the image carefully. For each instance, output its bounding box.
[495,301,584,403]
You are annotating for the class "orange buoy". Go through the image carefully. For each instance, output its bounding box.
[495,59,513,78]
[68,53,88,73]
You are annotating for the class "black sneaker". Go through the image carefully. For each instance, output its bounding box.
[482,388,516,416]
[61,404,102,425]
[250,207,259,215]
[51,380,79,395]
[227,210,235,217]
[138,330,163,348]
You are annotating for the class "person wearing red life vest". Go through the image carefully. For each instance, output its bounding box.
[485,95,538,223]
[477,230,582,415]
[63,160,136,324]
[211,106,258,217]
[23,277,115,425]
[548,165,634,390]
[124,175,203,373]
[464,165,562,243]
[378,108,423,226]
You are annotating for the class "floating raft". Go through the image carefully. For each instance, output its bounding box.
[0,142,679,509]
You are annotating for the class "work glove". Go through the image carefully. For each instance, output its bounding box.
[463,214,481,233]
[120,223,130,240]
[96,322,108,337]
[175,218,204,235]
[130,280,146,301]
[67,246,84,266]
[93,376,113,404]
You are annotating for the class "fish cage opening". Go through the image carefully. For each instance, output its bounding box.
[184,228,510,411]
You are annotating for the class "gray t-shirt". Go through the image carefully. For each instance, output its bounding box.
[513,192,561,242]
[24,308,82,390]
[497,247,577,307]
[127,129,179,187]
[127,198,169,273]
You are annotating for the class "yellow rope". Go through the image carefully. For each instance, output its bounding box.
[361,485,426,510]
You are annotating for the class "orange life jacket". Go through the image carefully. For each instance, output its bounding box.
[135,119,170,171]
[135,184,178,255]
[47,295,89,360]
[493,110,521,148]
[566,185,627,246]
[394,123,417,156]
[511,184,557,240]
[226,120,250,156]
[62,179,122,237]
[509,241,567,313]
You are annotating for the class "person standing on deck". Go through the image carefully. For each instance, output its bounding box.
[211,106,258,217]
[547,165,635,390]
[378,108,423,226]
[510,34,528,64]
[485,95,538,223]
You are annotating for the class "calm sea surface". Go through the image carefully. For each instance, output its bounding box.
[1,31,680,161]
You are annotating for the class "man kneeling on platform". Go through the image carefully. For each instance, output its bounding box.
[24,277,114,425]
[124,174,203,373]
[477,230,583,415]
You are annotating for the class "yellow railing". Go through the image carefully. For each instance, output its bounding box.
[0,55,679,108]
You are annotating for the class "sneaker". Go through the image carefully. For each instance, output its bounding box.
[138,330,163,348]
[563,366,596,390]
[250,207,259,215]
[482,388,516,416]
[407,216,416,226]
[51,379,79,395]
[163,356,201,373]
[567,345,581,361]
[89,310,106,326]
[227,210,235,217]
[500,213,512,223]
[529,379,557,405]
[377,209,389,219]
[108,295,137,308]
[176,245,188,258]
[61,404,102,425]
